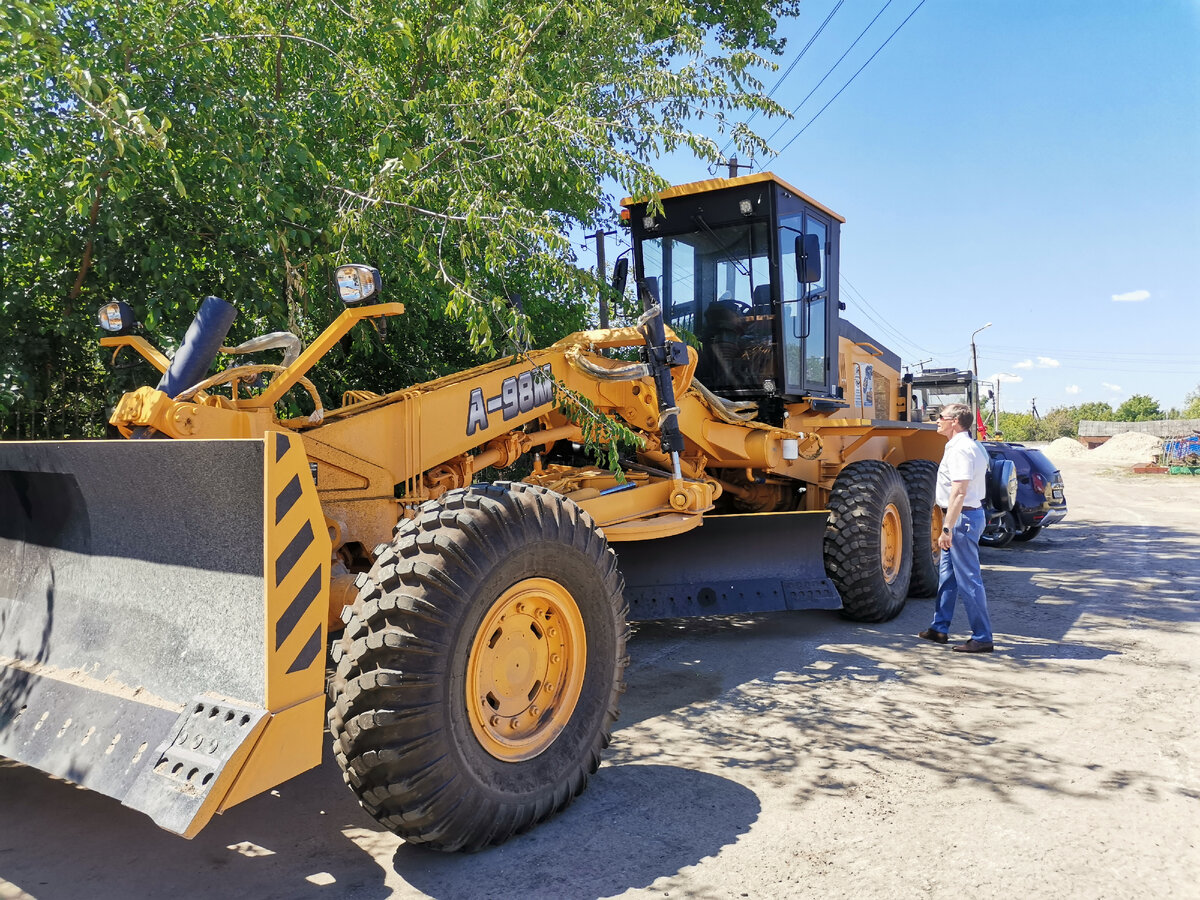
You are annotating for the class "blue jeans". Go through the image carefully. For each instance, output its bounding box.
[930,507,992,643]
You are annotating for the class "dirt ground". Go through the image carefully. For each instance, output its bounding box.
[2,453,1198,899]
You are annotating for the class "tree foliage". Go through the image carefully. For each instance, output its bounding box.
[995,394,1177,442]
[1114,394,1162,422]
[1,0,798,422]
[1183,384,1200,419]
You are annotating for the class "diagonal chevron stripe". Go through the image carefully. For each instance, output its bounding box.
[275,520,314,588]
[275,474,302,525]
[276,565,323,650]
[286,625,323,674]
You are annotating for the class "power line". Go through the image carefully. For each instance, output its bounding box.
[721,1,846,158]
[839,273,943,358]
[770,0,929,159]
[763,0,899,148]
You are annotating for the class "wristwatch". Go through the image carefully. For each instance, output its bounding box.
[942,526,950,534]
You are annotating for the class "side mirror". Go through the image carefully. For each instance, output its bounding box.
[335,265,382,304]
[795,233,822,285]
[97,300,136,335]
[610,257,629,296]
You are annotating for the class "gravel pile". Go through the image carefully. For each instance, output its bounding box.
[1045,437,1088,462]
[1089,431,1164,466]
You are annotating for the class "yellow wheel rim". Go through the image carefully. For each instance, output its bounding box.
[880,503,903,583]
[930,505,944,558]
[466,577,587,762]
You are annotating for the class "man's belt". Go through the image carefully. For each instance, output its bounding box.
[941,506,981,513]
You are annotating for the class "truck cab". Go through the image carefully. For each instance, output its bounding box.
[624,173,843,407]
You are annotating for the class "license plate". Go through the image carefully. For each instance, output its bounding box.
[1052,489,1063,499]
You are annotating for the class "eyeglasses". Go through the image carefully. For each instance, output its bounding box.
[938,415,957,421]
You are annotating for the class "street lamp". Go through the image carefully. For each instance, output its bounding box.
[970,322,992,380]
[970,323,992,437]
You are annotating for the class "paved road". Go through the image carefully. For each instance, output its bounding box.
[2,457,1198,899]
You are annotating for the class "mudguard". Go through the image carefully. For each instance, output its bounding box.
[0,433,329,836]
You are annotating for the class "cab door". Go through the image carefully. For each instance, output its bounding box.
[778,208,835,398]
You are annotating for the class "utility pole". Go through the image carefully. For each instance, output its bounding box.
[970,322,992,437]
[583,228,617,329]
[726,156,753,178]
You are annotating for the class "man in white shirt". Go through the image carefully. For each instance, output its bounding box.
[918,403,995,653]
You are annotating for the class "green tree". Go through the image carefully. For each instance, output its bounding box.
[997,411,1035,442]
[1182,385,1200,419]
[1114,394,1163,421]
[1,0,799,427]
[1036,406,1078,440]
[1073,401,1114,422]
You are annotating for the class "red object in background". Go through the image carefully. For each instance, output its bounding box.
[976,409,988,440]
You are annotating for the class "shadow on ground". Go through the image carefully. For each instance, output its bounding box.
[604,515,1200,818]
[392,763,757,900]
[0,751,755,900]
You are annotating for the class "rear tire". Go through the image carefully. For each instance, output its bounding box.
[825,460,913,622]
[1013,525,1042,543]
[980,512,1018,548]
[898,459,940,597]
[328,482,628,852]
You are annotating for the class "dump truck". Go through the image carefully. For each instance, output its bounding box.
[0,172,944,851]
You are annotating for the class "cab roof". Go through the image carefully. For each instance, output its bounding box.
[621,171,846,224]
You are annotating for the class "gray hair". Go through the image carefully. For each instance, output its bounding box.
[941,403,973,430]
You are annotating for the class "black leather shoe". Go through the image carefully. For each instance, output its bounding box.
[952,639,994,653]
[918,629,948,644]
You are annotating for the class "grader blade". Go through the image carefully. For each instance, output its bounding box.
[0,434,330,837]
[613,510,841,620]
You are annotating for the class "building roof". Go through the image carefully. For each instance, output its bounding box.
[1078,418,1200,438]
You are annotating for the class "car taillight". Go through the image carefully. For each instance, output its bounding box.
[1032,472,1046,493]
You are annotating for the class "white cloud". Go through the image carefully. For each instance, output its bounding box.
[988,372,1022,383]
[1112,289,1150,302]
[1014,359,1034,369]
[1036,356,1060,368]
[1102,382,1122,392]
[1065,385,1081,395]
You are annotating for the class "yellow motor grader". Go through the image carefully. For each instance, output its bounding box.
[0,172,944,851]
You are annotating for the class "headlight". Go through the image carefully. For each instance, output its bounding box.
[335,265,383,305]
[97,300,135,334]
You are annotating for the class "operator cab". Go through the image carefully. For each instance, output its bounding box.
[624,172,843,404]
[908,368,977,423]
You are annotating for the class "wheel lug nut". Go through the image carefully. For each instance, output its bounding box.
[551,654,560,664]
[509,719,520,730]
[490,716,500,727]
[531,706,539,716]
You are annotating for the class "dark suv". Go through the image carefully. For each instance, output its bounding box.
[980,442,1068,547]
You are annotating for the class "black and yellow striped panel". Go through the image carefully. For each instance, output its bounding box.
[264,431,331,711]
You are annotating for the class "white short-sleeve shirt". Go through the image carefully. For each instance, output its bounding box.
[936,431,989,507]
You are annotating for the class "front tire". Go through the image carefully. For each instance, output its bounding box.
[898,459,940,597]
[825,460,913,622]
[328,482,628,852]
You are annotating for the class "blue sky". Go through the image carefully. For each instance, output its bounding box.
[599,0,1200,415]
